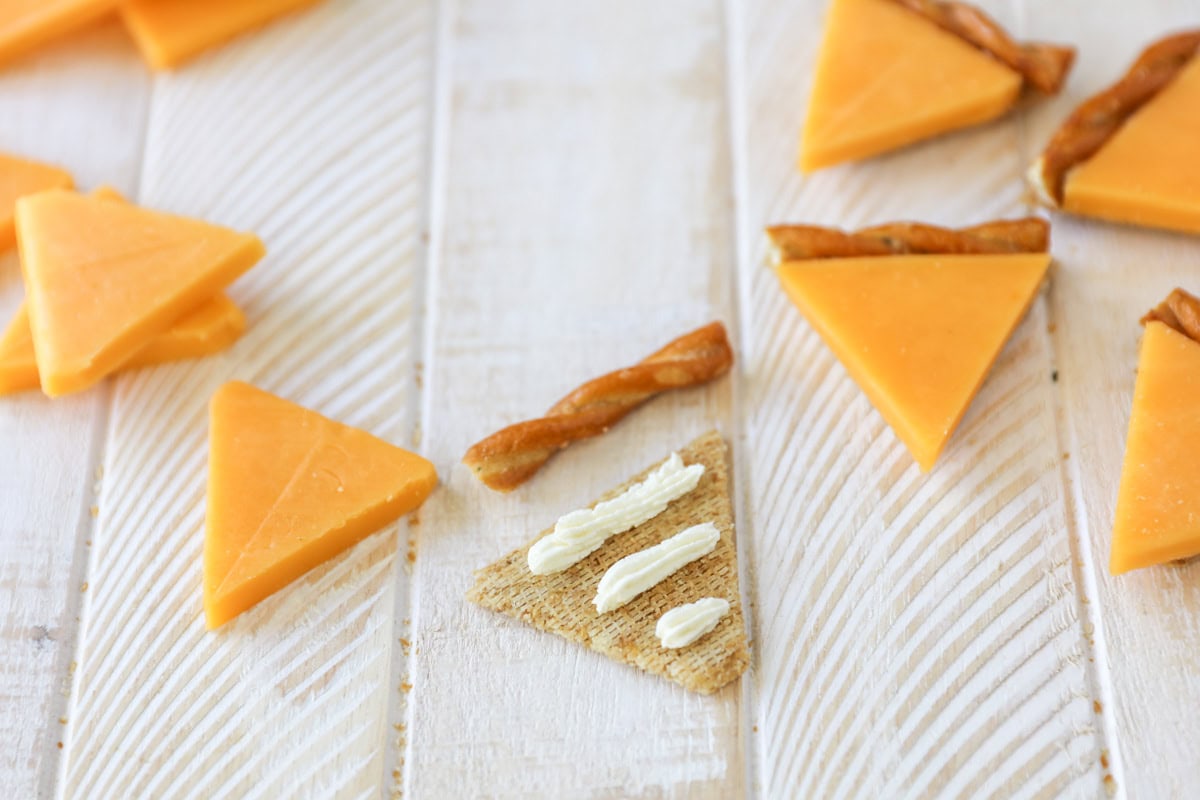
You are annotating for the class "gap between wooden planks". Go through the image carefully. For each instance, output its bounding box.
[406,1,746,797]
[56,1,434,798]
[0,0,1197,797]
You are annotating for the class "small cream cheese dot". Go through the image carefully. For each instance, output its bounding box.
[655,597,730,649]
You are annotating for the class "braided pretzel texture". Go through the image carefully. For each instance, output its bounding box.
[766,217,1049,265]
[1143,288,1200,345]
[891,0,1075,94]
[463,322,734,492]
[1031,30,1200,205]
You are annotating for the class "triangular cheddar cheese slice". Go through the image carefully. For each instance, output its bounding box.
[1,186,245,394]
[15,189,265,396]
[122,0,322,70]
[130,293,246,366]
[801,0,1022,171]
[776,252,1051,470]
[468,431,749,695]
[0,305,38,395]
[1063,54,1200,234]
[0,153,72,251]
[205,381,438,629]
[0,295,245,395]
[1111,321,1200,573]
[0,0,117,66]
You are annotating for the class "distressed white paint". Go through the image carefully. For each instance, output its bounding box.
[0,20,149,800]
[729,1,1111,796]
[50,2,433,798]
[1030,3,1200,797]
[404,2,743,797]
[0,0,1196,797]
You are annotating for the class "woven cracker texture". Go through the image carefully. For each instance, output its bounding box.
[467,430,749,695]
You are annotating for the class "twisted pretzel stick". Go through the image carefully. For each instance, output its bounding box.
[891,0,1075,94]
[1143,288,1200,345]
[463,322,734,492]
[1030,30,1200,206]
[765,217,1049,265]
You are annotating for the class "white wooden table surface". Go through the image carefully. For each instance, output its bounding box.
[1,1,1197,797]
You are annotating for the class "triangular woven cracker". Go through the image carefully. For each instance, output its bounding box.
[467,430,748,695]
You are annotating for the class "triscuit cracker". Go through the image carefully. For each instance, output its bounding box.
[467,430,749,695]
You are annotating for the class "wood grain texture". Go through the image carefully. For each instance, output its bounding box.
[728,0,1108,795]
[0,0,1196,796]
[0,21,149,800]
[57,2,433,797]
[1029,2,1200,796]
[405,1,745,797]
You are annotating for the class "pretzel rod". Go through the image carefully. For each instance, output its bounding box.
[1030,30,1200,206]
[463,322,734,492]
[765,217,1049,265]
[890,0,1075,94]
[1143,288,1200,345]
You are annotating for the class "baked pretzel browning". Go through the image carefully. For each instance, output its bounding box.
[463,322,734,491]
[765,217,1049,264]
[1143,288,1200,345]
[1032,30,1200,205]
[891,0,1075,94]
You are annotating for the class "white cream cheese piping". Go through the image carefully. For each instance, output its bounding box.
[527,453,704,575]
[655,597,731,649]
[593,522,720,614]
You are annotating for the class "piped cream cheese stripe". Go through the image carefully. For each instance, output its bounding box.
[527,453,704,575]
[593,522,720,613]
[655,597,731,649]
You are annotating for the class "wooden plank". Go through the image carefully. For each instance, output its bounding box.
[405,2,745,796]
[727,0,1109,795]
[58,2,433,796]
[1030,2,1200,796]
[0,21,149,799]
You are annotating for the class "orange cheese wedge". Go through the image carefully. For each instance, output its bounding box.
[0,295,245,395]
[776,252,1051,470]
[0,0,118,66]
[204,382,437,629]
[1111,321,1200,573]
[121,0,323,70]
[801,0,1022,172]
[2,186,246,394]
[1063,55,1200,235]
[0,153,72,252]
[0,307,38,395]
[131,293,245,366]
[15,189,264,397]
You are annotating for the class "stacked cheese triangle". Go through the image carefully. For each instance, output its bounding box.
[0,0,323,72]
[0,156,264,397]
